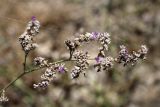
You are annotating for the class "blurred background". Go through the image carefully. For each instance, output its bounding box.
[0,0,160,107]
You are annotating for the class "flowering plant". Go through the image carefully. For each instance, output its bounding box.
[0,17,148,102]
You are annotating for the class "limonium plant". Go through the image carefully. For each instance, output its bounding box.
[0,17,148,102]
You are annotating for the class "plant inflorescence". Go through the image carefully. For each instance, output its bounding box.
[0,17,148,102]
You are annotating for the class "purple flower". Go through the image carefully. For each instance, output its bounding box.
[95,56,103,63]
[91,32,99,40]
[58,66,65,73]
[31,16,36,22]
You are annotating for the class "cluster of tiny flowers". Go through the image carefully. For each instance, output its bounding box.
[0,90,9,102]
[33,66,56,89]
[71,51,89,79]
[137,45,148,59]
[33,57,67,89]
[34,57,48,67]
[65,32,111,57]
[30,28,147,88]
[116,45,148,66]
[96,32,111,57]
[94,56,114,72]
[19,16,40,54]
[0,14,150,103]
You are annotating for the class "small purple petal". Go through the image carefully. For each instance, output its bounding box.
[91,32,99,40]
[95,56,103,63]
[58,66,65,73]
[31,16,36,21]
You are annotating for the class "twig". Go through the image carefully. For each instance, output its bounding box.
[0,72,26,93]
[23,53,28,72]
[69,50,73,60]
[0,57,95,93]
[0,59,66,93]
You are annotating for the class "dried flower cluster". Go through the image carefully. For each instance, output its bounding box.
[33,31,148,89]
[34,57,48,67]
[33,66,56,89]
[19,16,40,54]
[65,32,111,57]
[94,56,114,72]
[96,32,111,57]
[71,51,89,79]
[116,45,148,66]
[0,90,9,102]
[33,57,67,89]
[0,17,149,102]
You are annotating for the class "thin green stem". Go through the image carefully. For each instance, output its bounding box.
[0,72,26,93]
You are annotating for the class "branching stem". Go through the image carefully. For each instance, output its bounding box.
[0,58,95,93]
